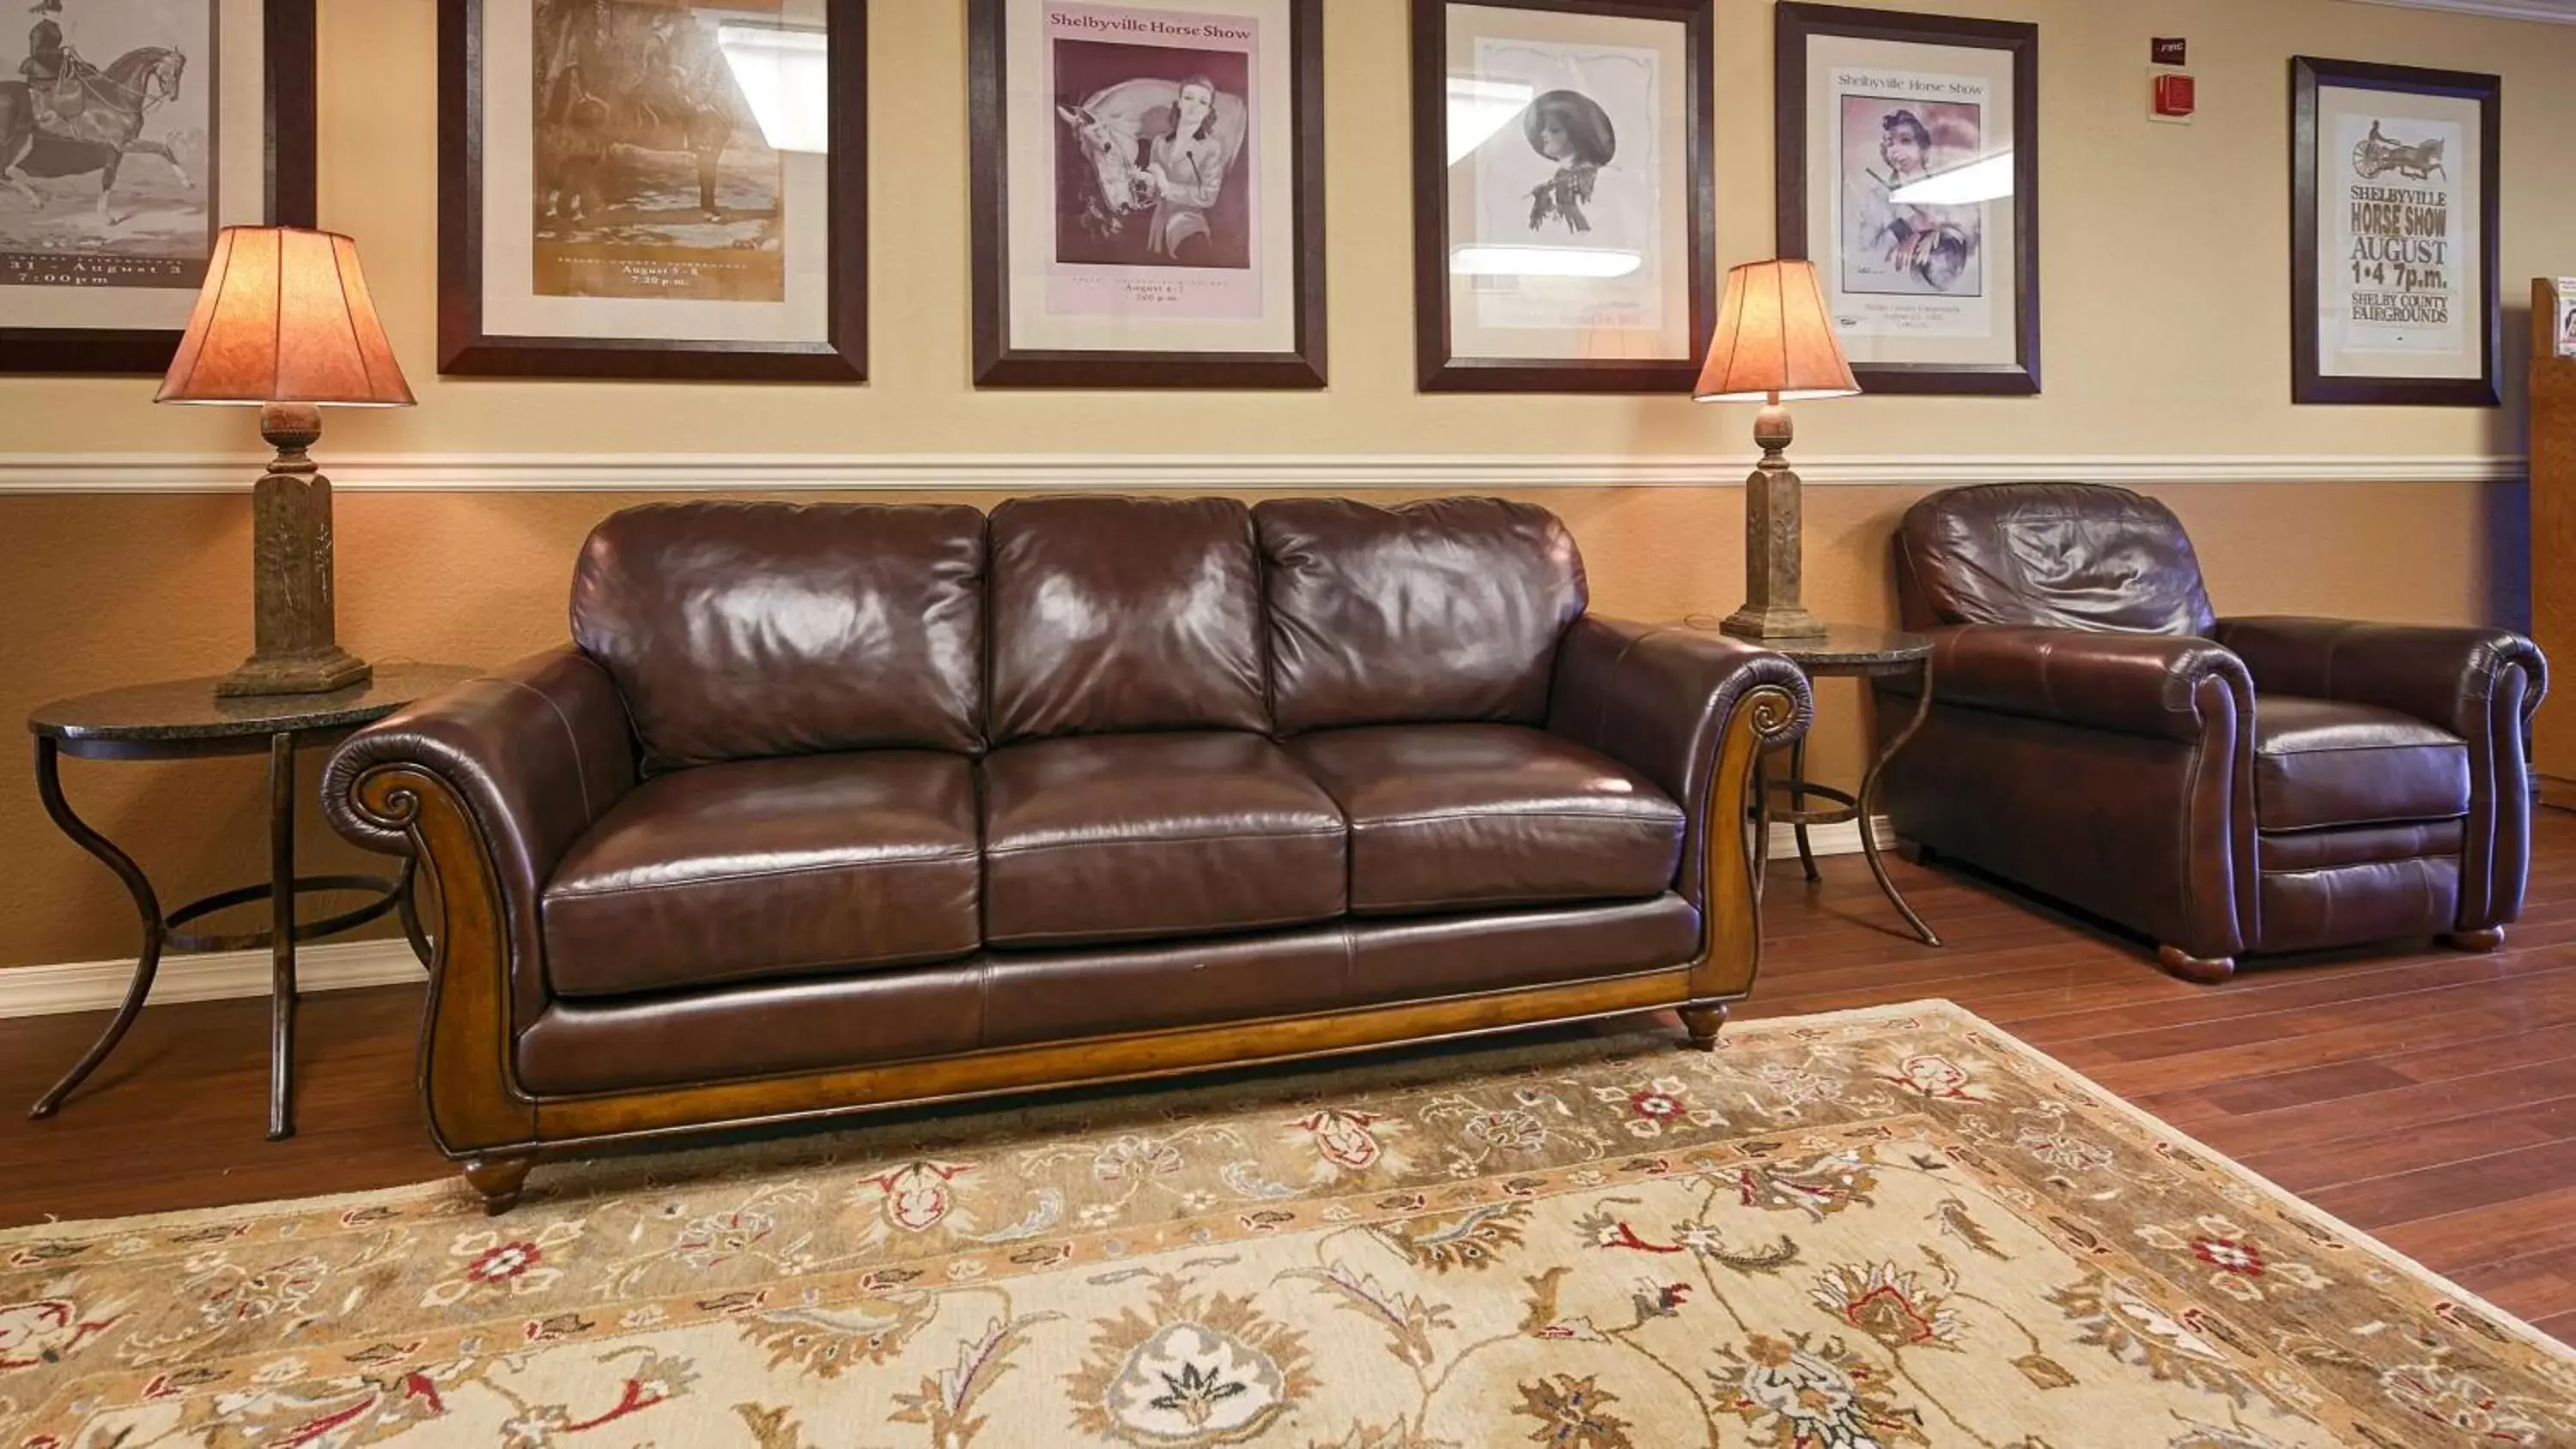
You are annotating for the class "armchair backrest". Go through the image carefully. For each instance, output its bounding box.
[1896,482,2216,635]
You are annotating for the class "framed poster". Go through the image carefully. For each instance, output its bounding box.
[1774,3,2038,397]
[439,0,866,380]
[1410,0,1714,393]
[968,0,1326,389]
[2291,58,2499,407]
[0,0,313,375]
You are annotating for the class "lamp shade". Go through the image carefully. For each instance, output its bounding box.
[156,227,414,408]
[1692,258,1860,403]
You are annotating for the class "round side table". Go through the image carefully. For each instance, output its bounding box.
[1687,620,1940,947]
[26,663,479,1140]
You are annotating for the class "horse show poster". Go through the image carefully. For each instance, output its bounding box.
[0,0,213,291]
[2329,111,2464,357]
[1826,68,1992,342]
[528,0,786,303]
[2311,77,2487,384]
[1042,1,1262,324]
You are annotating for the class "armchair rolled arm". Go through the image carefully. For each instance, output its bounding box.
[2211,617,2548,742]
[324,646,638,1032]
[1911,625,2255,743]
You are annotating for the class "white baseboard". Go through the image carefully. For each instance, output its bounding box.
[0,815,1893,1018]
[1765,815,1893,862]
[0,938,424,1019]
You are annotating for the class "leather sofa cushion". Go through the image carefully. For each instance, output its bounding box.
[571,501,986,770]
[2254,696,2470,831]
[1255,498,1587,734]
[1899,482,2216,634]
[542,752,981,997]
[514,895,1700,1094]
[1286,724,1684,913]
[981,731,1347,947]
[987,495,1268,741]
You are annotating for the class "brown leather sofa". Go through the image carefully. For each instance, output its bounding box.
[325,495,1808,1210]
[1879,482,2546,983]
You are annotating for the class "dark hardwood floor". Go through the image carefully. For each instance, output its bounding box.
[5,813,2574,1344]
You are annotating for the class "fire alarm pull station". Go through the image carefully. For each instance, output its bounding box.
[2150,37,2195,124]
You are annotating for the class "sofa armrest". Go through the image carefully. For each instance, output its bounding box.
[324,646,637,1034]
[1900,625,2254,744]
[1548,615,1812,932]
[2212,617,2548,743]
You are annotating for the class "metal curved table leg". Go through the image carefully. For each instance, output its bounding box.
[267,732,298,1142]
[1789,737,1820,882]
[1749,760,1771,907]
[1858,661,1942,947]
[27,737,167,1120]
[394,854,434,967]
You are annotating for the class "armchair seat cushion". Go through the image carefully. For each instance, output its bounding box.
[2254,696,2471,831]
[542,752,981,998]
[980,731,1348,947]
[1286,724,1685,914]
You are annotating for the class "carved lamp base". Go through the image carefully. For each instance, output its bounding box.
[1718,399,1829,643]
[216,403,373,700]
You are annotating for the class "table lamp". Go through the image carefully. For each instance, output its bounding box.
[1695,258,1860,641]
[157,226,414,697]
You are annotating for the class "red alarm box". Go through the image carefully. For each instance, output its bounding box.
[2154,72,2197,118]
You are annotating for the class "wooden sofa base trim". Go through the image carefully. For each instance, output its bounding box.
[452,970,1730,1213]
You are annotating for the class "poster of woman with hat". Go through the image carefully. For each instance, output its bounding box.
[1461,27,1668,342]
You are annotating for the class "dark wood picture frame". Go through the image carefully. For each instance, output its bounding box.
[0,0,317,376]
[2291,57,2500,408]
[1409,0,1716,394]
[438,0,868,381]
[1773,2,2040,397]
[968,0,1327,390]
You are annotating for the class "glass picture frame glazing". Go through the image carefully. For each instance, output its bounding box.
[0,0,313,375]
[1774,2,2039,397]
[1410,0,1715,394]
[439,0,867,381]
[968,0,1326,390]
[2291,56,2500,408]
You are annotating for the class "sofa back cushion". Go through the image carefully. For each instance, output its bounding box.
[1899,482,2216,635]
[987,495,1270,741]
[1255,497,1587,734]
[572,501,986,771]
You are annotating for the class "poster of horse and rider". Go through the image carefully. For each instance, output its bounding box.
[969,0,1323,388]
[530,0,786,304]
[441,0,863,380]
[0,0,212,291]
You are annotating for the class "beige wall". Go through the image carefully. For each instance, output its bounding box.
[0,0,2550,970]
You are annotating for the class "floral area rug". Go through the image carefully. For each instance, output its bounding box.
[3,1000,2570,1447]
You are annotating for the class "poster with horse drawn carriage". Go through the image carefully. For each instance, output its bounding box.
[0,0,312,374]
[439,0,866,380]
[969,0,1324,389]
[2292,57,2499,408]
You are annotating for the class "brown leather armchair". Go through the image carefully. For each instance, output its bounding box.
[325,495,1809,1210]
[1879,482,2545,982]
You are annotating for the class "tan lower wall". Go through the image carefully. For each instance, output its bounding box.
[0,478,2512,972]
